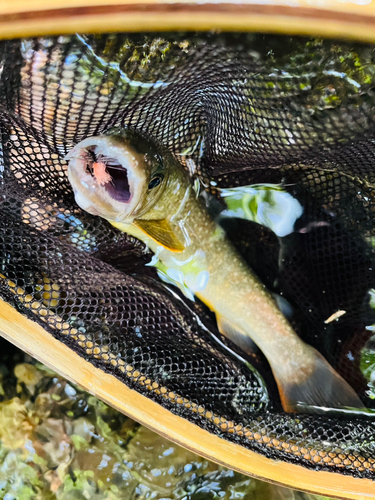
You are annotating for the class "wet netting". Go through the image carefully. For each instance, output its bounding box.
[1,33,375,478]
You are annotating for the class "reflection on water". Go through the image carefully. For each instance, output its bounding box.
[219,184,303,238]
[361,290,375,401]
[0,340,328,500]
[361,336,375,400]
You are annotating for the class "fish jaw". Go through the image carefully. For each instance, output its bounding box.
[65,136,148,223]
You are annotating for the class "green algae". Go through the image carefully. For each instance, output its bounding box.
[73,32,375,113]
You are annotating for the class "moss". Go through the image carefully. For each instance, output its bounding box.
[260,37,375,115]
[77,33,192,85]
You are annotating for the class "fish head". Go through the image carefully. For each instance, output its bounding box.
[65,130,168,224]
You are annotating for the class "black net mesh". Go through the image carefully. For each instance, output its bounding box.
[1,33,375,478]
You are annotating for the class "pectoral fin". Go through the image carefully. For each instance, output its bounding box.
[216,314,257,355]
[133,219,185,252]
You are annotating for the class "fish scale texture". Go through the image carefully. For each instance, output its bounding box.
[1,33,375,477]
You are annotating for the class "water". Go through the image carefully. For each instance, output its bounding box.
[0,338,329,500]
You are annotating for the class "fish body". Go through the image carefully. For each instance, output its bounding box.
[66,130,363,412]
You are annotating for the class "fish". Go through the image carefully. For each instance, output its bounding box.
[65,129,364,413]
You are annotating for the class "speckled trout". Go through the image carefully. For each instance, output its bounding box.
[65,129,363,413]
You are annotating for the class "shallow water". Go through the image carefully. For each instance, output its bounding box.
[0,337,330,500]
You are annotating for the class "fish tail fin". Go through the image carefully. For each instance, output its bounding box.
[216,314,364,413]
[278,349,364,413]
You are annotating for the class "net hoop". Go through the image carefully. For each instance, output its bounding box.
[1,6,375,498]
[0,297,372,500]
[1,0,375,43]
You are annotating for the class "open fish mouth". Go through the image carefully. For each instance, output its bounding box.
[65,135,148,222]
[85,147,132,204]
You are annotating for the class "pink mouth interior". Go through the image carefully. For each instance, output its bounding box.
[86,147,132,203]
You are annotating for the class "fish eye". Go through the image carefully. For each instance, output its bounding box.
[148,174,164,190]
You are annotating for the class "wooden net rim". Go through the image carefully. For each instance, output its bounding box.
[1,0,375,42]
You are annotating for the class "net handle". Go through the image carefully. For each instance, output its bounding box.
[0,297,372,499]
[1,0,375,42]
